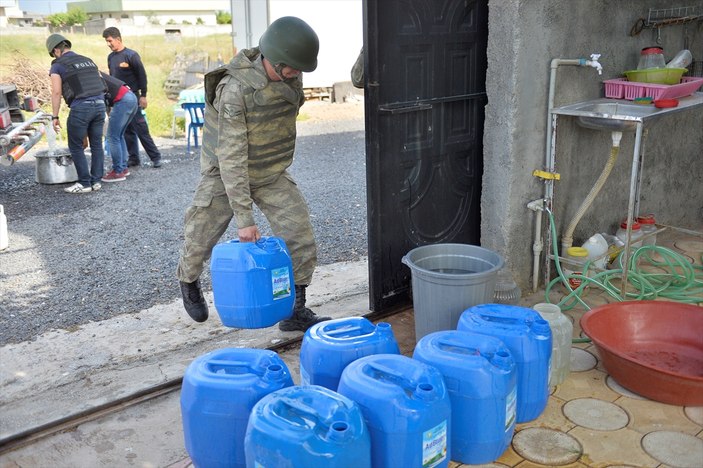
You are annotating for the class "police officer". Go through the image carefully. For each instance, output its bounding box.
[47,33,107,193]
[176,17,330,331]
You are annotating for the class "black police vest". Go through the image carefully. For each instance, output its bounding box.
[53,53,105,106]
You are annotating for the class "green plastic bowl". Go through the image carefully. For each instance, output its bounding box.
[624,68,687,85]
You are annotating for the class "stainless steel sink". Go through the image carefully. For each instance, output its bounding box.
[552,99,661,131]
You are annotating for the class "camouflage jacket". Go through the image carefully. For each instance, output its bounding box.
[201,47,304,228]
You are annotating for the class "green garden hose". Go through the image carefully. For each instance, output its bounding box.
[542,207,702,343]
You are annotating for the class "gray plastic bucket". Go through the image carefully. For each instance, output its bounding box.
[401,243,504,341]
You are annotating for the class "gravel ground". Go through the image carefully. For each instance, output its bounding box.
[0,100,367,345]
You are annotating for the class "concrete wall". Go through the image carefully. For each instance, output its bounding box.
[482,0,703,291]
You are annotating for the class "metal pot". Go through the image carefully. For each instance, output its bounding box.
[34,148,78,184]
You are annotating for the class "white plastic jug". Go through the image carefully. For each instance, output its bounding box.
[581,233,608,269]
[0,205,8,251]
[532,303,572,387]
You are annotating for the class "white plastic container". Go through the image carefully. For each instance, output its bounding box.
[637,46,665,70]
[0,205,7,251]
[562,247,588,289]
[637,214,657,246]
[532,303,572,387]
[616,220,643,248]
[581,233,608,270]
[666,49,692,69]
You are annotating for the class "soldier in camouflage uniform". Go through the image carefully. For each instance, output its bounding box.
[176,16,330,332]
[351,47,364,89]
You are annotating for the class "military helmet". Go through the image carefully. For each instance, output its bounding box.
[46,33,71,57]
[259,16,319,72]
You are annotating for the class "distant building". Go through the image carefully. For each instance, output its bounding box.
[66,0,230,26]
[0,0,39,27]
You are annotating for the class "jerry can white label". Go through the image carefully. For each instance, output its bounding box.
[505,386,517,431]
[422,419,447,467]
[271,267,291,300]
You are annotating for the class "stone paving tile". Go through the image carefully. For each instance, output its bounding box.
[512,427,582,465]
[685,406,703,426]
[554,368,620,402]
[618,398,702,435]
[563,398,629,431]
[570,347,598,372]
[514,461,589,468]
[568,427,659,467]
[641,430,703,467]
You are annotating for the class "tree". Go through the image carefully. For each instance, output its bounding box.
[46,7,87,27]
[65,7,88,25]
[46,12,69,27]
[215,11,231,24]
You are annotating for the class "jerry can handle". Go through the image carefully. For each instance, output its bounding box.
[205,359,252,375]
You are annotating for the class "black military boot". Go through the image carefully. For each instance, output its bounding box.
[179,279,209,323]
[278,285,330,332]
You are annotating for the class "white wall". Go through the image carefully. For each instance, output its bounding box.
[269,0,362,88]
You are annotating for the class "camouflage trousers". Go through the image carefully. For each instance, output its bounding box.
[176,169,317,285]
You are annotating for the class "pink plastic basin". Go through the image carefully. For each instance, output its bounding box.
[580,301,703,406]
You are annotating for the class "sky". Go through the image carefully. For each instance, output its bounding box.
[18,1,69,14]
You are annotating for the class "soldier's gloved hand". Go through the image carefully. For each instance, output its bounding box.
[238,225,261,243]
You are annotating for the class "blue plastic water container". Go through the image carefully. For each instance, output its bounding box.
[337,354,451,468]
[413,330,517,464]
[457,303,552,423]
[180,348,294,468]
[210,237,294,328]
[245,385,371,468]
[300,317,400,390]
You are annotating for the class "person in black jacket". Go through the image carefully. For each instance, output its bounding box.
[101,72,138,182]
[47,33,106,193]
[102,27,162,168]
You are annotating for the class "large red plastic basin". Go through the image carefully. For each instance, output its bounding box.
[580,301,703,406]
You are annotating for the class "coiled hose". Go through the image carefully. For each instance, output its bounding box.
[544,206,703,313]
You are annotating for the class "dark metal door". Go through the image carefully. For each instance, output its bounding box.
[364,0,489,311]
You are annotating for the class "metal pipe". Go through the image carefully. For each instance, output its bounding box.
[5,124,46,165]
[620,122,644,298]
[0,111,48,147]
[527,199,545,292]
[538,55,602,287]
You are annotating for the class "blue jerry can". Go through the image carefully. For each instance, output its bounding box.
[180,348,294,468]
[413,330,517,464]
[245,385,371,467]
[458,303,552,423]
[210,237,294,328]
[300,317,400,390]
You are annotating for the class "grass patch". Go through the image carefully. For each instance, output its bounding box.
[0,32,235,137]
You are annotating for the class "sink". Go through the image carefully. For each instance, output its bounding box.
[552,99,661,131]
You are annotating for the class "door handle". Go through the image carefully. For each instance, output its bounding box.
[378,102,433,114]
